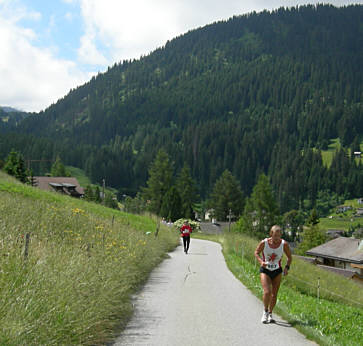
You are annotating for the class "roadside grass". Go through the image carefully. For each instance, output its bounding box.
[194,232,363,345]
[0,172,179,345]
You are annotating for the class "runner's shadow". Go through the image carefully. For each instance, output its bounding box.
[274,321,292,328]
[274,320,311,328]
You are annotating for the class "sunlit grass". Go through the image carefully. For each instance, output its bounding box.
[0,172,179,345]
[196,232,363,345]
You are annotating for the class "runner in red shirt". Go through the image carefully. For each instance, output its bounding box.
[180,220,192,254]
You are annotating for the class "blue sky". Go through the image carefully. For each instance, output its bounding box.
[0,0,361,112]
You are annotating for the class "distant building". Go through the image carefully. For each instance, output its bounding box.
[306,237,363,283]
[326,229,344,239]
[336,205,352,213]
[32,176,84,198]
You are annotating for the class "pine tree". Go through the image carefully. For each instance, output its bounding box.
[176,164,198,219]
[208,169,244,221]
[50,155,70,177]
[143,149,173,215]
[237,174,280,239]
[160,186,183,221]
[4,150,28,183]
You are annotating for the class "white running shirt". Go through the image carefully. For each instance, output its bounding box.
[262,238,285,271]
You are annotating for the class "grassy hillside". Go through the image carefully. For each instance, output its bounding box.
[0,171,179,345]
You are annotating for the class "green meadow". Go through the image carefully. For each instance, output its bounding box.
[0,171,179,345]
[320,138,363,168]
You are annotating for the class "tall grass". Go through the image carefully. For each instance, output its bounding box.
[0,172,179,345]
[199,232,363,345]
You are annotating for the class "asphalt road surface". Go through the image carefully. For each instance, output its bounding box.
[114,238,315,346]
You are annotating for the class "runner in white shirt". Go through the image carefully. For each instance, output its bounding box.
[254,225,292,323]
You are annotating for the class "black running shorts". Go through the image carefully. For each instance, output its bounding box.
[259,266,282,279]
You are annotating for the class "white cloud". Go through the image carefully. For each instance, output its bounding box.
[0,11,90,112]
[78,0,182,64]
[76,0,361,65]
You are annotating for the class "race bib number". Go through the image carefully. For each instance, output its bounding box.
[266,263,278,270]
[183,229,189,234]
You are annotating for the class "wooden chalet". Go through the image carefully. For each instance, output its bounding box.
[306,237,363,283]
[32,177,84,198]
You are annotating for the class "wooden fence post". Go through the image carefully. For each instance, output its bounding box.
[24,233,30,260]
[155,219,161,238]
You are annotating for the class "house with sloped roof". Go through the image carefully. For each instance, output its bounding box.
[32,177,84,198]
[306,237,363,283]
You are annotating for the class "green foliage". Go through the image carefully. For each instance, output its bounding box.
[295,225,327,255]
[3,150,28,183]
[176,164,198,219]
[143,149,173,215]
[50,155,70,177]
[236,174,280,239]
[104,192,119,209]
[208,169,244,221]
[123,192,147,214]
[307,208,320,226]
[282,209,306,241]
[160,186,182,221]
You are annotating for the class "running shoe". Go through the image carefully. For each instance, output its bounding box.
[261,311,269,324]
[268,313,275,323]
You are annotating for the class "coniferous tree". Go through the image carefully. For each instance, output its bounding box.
[176,164,198,219]
[50,155,70,177]
[143,149,173,215]
[208,169,244,221]
[237,174,280,239]
[160,186,183,221]
[4,150,28,183]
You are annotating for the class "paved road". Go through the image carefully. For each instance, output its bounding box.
[114,239,315,346]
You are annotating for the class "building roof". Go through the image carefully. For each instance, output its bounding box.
[306,237,363,264]
[33,177,84,196]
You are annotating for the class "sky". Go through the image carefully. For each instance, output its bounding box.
[0,0,361,112]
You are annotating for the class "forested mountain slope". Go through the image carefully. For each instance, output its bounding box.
[0,4,362,210]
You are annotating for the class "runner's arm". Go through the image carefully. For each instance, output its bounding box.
[254,240,266,267]
[283,242,292,276]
